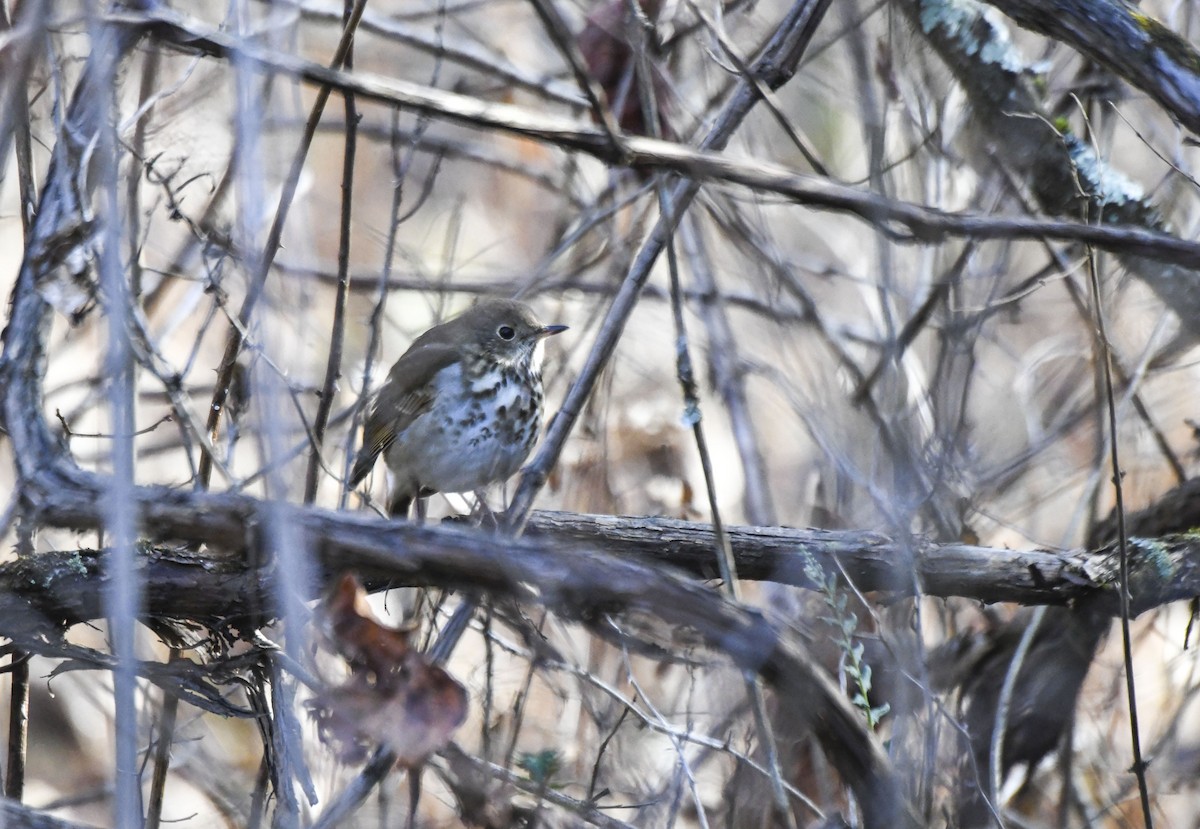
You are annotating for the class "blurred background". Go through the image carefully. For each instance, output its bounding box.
[3,0,1200,826]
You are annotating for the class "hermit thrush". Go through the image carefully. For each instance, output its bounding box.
[349,299,567,517]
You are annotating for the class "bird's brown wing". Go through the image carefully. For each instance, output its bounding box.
[348,344,459,487]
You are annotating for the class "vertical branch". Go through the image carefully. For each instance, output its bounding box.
[663,206,799,826]
[125,47,159,299]
[143,678,179,829]
[91,7,145,825]
[0,0,46,202]
[987,606,1043,827]
[1085,241,1153,826]
[125,44,180,829]
[840,1,897,346]
[662,188,797,829]
[6,11,37,229]
[234,6,327,820]
[4,654,28,802]
[317,24,454,825]
[840,1,946,540]
[229,6,301,823]
[339,106,408,508]
[244,762,269,829]
[2,5,41,803]
[304,0,362,504]
[3,520,33,804]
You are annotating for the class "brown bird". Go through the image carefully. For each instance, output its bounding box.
[349,299,567,517]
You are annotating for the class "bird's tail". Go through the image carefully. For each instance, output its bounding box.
[347,446,379,488]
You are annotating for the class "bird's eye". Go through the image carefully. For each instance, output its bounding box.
[497,325,516,341]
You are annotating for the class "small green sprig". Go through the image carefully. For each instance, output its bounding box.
[518,748,562,787]
[802,551,890,729]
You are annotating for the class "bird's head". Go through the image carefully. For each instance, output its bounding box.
[458,299,568,369]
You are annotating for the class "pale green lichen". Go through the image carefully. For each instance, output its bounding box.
[1064,134,1145,207]
[62,551,89,577]
[918,0,1028,74]
[1129,537,1174,581]
[34,551,90,589]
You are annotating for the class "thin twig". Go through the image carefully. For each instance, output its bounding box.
[113,7,1200,269]
[144,654,181,829]
[276,262,812,324]
[680,216,775,525]
[987,607,1044,828]
[303,0,361,504]
[527,0,624,146]
[646,36,794,823]
[993,164,1187,485]
[507,0,836,529]
[291,0,586,106]
[1085,241,1153,826]
[196,0,369,489]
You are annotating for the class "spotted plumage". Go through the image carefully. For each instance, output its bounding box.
[349,299,566,517]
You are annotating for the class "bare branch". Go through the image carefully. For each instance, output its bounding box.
[983,0,1200,136]
[104,5,1200,269]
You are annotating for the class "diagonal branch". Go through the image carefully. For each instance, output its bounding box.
[982,0,1200,137]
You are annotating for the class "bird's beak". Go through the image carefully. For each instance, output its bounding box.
[538,324,568,338]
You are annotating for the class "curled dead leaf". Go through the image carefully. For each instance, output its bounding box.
[309,575,468,767]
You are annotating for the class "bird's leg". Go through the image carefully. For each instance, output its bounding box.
[387,485,413,519]
[414,496,427,525]
[406,765,422,829]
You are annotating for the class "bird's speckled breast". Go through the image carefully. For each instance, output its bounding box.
[384,360,543,496]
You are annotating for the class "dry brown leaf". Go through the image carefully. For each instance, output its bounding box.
[309,575,468,767]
